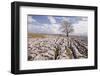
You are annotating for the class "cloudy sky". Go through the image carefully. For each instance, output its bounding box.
[27,15,88,36]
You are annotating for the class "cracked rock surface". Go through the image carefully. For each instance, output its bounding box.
[28,37,88,61]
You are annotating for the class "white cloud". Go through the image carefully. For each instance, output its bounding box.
[28,16,88,35]
[72,20,88,36]
[48,16,56,24]
[42,23,61,34]
[51,24,61,34]
[28,16,61,34]
[47,16,61,34]
[62,17,70,22]
[27,16,47,33]
[28,23,61,34]
[81,17,88,21]
[27,16,37,24]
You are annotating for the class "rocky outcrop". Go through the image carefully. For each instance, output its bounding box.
[28,37,88,61]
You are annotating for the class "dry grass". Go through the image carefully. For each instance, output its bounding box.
[66,48,73,59]
[28,33,46,38]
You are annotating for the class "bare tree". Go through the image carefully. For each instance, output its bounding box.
[60,20,74,37]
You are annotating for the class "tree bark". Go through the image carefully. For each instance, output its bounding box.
[66,32,69,37]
